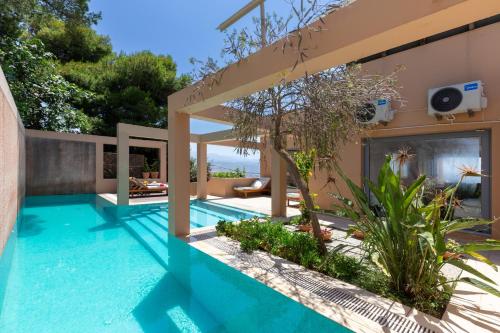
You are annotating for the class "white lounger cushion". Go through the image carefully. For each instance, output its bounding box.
[234,177,270,191]
[234,186,255,191]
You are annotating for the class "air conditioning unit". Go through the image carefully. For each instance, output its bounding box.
[356,99,394,125]
[428,80,487,118]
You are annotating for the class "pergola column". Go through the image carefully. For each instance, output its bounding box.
[159,142,167,183]
[117,123,129,205]
[271,148,287,217]
[196,143,207,199]
[168,111,191,237]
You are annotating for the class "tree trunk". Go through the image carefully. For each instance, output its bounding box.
[276,148,327,255]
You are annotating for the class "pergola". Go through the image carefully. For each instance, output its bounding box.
[116,123,263,206]
[166,0,500,237]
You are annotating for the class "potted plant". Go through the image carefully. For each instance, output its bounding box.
[142,158,150,179]
[297,222,312,232]
[319,228,332,241]
[349,227,365,240]
[296,200,313,232]
[443,239,464,260]
[150,160,159,179]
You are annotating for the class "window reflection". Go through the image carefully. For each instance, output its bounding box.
[366,132,489,233]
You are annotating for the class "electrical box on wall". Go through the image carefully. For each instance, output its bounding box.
[356,99,394,125]
[428,80,487,118]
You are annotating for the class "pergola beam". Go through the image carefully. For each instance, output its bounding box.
[190,105,235,126]
[217,0,264,32]
[166,0,500,237]
[169,0,500,115]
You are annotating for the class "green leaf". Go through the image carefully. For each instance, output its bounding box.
[462,240,500,252]
[418,231,436,255]
[459,277,500,297]
[447,259,497,285]
[371,252,389,276]
[446,218,495,233]
[464,251,497,271]
[403,175,426,210]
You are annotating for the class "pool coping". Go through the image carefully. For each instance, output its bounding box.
[185,227,500,333]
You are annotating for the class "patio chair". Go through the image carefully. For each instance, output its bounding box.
[233,177,271,198]
[129,177,168,197]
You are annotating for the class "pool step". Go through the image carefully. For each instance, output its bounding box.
[121,215,170,269]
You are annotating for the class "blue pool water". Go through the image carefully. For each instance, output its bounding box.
[0,195,351,333]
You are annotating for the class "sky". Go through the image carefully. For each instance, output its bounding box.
[88,0,292,164]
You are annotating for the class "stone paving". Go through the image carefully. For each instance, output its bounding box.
[187,227,500,333]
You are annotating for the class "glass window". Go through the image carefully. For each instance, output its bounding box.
[364,131,491,233]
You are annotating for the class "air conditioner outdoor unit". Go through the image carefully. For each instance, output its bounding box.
[356,99,394,125]
[428,80,487,118]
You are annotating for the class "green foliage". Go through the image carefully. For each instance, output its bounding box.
[59,52,190,136]
[289,215,303,225]
[189,158,197,182]
[334,155,500,303]
[292,149,316,185]
[189,157,212,182]
[0,38,95,132]
[36,19,112,63]
[0,0,100,39]
[217,216,452,317]
[0,0,189,135]
[0,0,33,38]
[150,160,159,173]
[216,218,321,268]
[317,251,361,281]
[143,158,150,172]
[211,168,246,178]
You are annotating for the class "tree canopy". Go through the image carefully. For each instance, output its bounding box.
[0,0,189,135]
[0,38,96,132]
[59,52,190,135]
[36,19,112,63]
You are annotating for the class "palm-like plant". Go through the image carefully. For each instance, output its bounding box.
[333,155,500,304]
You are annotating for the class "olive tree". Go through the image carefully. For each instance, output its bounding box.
[192,0,401,253]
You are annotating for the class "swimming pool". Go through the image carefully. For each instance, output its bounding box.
[0,195,351,333]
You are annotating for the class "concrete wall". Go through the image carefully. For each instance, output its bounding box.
[25,130,167,195]
[304,22,500,239]
[0,67,25,255]
[26,137,96,195]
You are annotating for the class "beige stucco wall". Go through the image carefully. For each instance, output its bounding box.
[0,67,25,255]
[304,22,500,239]
[207,178,259,197]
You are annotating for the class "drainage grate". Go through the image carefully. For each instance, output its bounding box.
[192,233,436,333]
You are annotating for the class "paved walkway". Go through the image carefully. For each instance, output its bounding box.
[187,228,500,333]
[99,192,500,332]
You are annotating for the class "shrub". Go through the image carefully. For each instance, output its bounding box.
[333,155,500,304]
[216,212,457,317]
[211,168,246,178]
[317,251,362,281]
[216,218,321,266]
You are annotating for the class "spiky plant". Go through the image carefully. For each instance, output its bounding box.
[333,155,500,308]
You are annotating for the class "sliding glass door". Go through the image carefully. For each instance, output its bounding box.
[363,130,491,233]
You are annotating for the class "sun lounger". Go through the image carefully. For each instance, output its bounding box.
[233,177,271,198]
[286,191,302,206]
[129,177,168,197]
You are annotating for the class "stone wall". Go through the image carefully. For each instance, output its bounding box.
[0,67,25,255]
[26,137,96,195]
[103,152,145,179]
